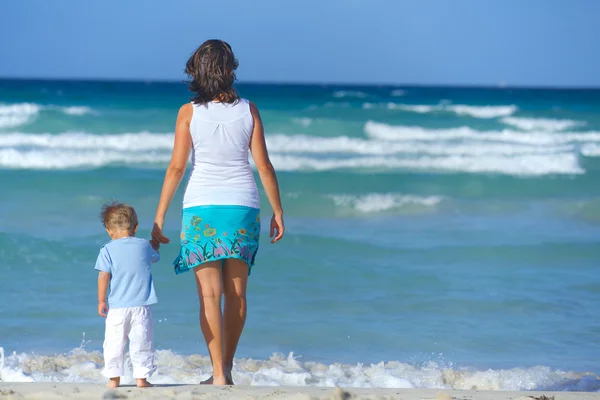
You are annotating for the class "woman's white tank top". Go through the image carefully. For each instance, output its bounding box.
[182,98,260,209]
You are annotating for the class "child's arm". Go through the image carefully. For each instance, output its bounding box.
[95,246,112,317]
[98,271,110,317]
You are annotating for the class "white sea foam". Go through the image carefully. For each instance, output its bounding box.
[0,103,41,128]
[266,134,573,156]
[329,193,443,213]
[384,103,518,118]
[447,104,518,118]
[0,103,95,129]
[0,131,173,150]
[364,121,600,145]
[269,153,582,175]
[581,143,600,157]
[0,115,32,129]
[2,131,575,157]
[0,148,170,169]
[0,103,41,117]
[0,145,580,175]
[501,117,585,131]
[0,348,597,390]
[333,90,368,98]
[0,130,591,175]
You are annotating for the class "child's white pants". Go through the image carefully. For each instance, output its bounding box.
[102,306,156,379]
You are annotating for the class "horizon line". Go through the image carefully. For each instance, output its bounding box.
[1,75,600,91]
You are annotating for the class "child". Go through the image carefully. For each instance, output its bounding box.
[95,201,160,388]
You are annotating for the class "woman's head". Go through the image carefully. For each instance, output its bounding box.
[185,39,239,104]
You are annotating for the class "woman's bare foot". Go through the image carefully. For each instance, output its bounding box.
[200,375,228,385]
[224,365,235,385]
[212,375,227,386]
[107,377,120,388]
[136,378,153,388]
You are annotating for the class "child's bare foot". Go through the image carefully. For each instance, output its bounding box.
[136,378,153,388]
[107,377,120,388]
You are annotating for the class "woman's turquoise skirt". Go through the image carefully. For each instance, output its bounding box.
[173,205,260,275]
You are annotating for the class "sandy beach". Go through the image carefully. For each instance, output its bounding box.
[0,384,599,400]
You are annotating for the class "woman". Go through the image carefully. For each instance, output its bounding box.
[151,39,284,386]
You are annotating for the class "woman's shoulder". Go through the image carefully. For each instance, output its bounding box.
[179,103,194,113]
[176,103,194,121]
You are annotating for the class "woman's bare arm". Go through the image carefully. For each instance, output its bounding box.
[152,103,193,243]
[249,102,285,243]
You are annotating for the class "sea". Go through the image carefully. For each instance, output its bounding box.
[0,79,599,391]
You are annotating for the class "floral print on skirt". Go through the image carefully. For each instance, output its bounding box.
[173,205,260,275]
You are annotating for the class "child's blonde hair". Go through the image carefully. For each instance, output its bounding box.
[100,201,138,234]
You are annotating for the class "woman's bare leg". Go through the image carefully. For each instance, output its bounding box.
[222,258,249,385]
[194,261,226,386]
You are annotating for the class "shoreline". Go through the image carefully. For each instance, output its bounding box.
[1,384,600,400]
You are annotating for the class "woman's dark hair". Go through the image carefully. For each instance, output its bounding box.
[185,40,239,104]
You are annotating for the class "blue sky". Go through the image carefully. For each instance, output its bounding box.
[0,0,598,87]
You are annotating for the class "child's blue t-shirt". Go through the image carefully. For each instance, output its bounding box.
[94,237,159,309]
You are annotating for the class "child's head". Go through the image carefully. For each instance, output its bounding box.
[100,201,138,238]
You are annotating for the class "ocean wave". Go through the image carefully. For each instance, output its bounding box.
[501,117,586,131]
[383,103,518,118]
[2,131,576,157]
[0,131,588,175]
[0,148,170,169]
[0,146,581,175]
[329,193,443,213]
[333,90,369,98]
[364,121,600,145]
[269,154,583,175]
[447,104,518,118]
[0,103,95,129]
[0,103,41,129]
[390,89,406,97]
[0,131,173,150]
[581,143,600,157]
[266,134,573,156]
[0,348,597,390]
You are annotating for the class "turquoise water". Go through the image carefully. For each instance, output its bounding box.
[0,79,599,390]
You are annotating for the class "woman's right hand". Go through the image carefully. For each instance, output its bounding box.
[152,221,170,244]
[270,213,285,244]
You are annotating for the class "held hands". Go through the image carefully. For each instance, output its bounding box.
[270,213,285,243]
[98,301,108,317]
[151,221,170,245]
[149,238,160,252]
